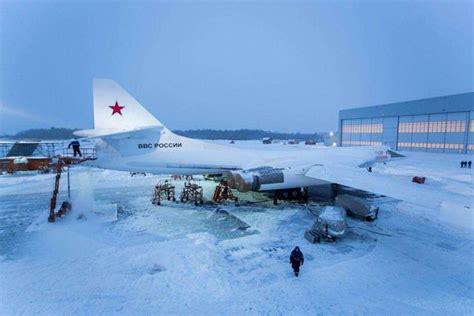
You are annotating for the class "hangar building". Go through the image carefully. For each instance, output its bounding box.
[338,92,474,154]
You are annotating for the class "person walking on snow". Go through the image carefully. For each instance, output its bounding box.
[469,161,472,168]
[68,138,82,157]
[290,246,304,277]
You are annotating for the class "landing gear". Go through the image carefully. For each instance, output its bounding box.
[273,187,308,205]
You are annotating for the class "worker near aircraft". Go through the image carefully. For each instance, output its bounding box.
[290,246,304,277]
[68,138,82,157]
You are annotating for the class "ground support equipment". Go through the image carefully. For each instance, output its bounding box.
[47,149,97,223]
[151,180,176,205]
[212,180,238,205]
[180,181,204,206]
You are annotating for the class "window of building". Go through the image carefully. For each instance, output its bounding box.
[429,121,446,133]
[396,142,463,150]
[342,123,383,134]
[342,140,382,146]
[399,120,466,133]
[445,120,465,132]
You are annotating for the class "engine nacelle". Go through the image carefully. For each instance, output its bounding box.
[234,173,258,192]
[228,169,285,192]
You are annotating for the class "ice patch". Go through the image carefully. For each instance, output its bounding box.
[439,201,473,230]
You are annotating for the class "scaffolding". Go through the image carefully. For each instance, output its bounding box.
[180,181,204,206]
[35,142,59,157]
[0,143,10,158]
[62,148,97,160]
[151,180,176,205]
[48,159,67,222]
[47,148,97,223]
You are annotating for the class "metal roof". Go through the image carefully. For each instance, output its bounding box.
[339,92,474,120]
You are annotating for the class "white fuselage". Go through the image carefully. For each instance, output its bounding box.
[83,130,387,191]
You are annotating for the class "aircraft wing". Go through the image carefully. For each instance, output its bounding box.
[305,161,469,211]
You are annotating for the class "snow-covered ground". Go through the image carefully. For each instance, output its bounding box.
[0,145,473,315]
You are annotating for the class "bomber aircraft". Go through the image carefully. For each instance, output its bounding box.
[73,79,439,208]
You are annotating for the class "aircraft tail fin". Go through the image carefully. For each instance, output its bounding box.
[92,78,163,131]
[74,78,166,137]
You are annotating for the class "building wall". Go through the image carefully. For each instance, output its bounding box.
[338,93,474,154]
[468,111,474,154]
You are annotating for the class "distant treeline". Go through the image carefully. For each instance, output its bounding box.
[1,128,79,140]
[2,127,324,141]
[174,129,324,141]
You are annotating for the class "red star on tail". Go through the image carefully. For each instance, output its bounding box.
[109,101,125,115]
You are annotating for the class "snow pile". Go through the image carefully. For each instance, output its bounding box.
[0,151,473,314]
[375,151,473,230]
[13,157,28,164]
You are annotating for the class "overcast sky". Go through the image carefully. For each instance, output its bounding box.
[0,0,472,134]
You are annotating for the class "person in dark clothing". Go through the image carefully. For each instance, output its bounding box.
[460,161,464,168]
[290,246,304,277]
[469,161,472,169]
[68,139,82,157]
